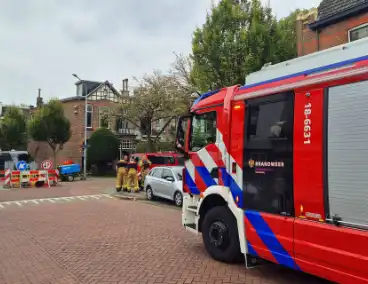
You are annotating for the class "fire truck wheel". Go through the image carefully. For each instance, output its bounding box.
[202,206,242,263]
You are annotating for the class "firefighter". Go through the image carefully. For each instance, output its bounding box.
[115,154,129,192]
[139,155,152,189]
[127,157,139,192]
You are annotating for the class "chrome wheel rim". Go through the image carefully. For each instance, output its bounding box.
[147,188,152,200]
[175,193,182,206]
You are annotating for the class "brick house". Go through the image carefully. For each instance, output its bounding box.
[296,0,368,56]
[28,79,139,166]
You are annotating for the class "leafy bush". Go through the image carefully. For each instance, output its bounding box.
[87,128,120,166]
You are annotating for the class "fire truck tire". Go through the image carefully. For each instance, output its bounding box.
[202,206,243,263]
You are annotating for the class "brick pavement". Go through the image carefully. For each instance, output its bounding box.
[0,194,330,284]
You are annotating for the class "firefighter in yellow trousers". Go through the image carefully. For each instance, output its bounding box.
[127,157,139,192]
[115,155,129,192]
[139,155,152,189]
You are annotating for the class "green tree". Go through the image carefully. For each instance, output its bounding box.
[87,128,119,167]
[191,0,303,92]
[120,71,189,152]
[0,106,27,150]
[274,9,309,60]
[28,99,71,164]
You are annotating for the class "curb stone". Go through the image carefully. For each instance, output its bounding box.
[110,191,146,201]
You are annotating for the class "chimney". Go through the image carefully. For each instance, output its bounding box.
[36,88,44,108]
[296,8,318,57]
[122,78,129,97]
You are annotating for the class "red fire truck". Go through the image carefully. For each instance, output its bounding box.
[175,38,368,284]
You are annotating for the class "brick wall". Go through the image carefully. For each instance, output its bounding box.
[28,99,138,167]
[297,11,368,56]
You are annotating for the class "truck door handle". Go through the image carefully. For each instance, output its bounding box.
[210,167,219,178]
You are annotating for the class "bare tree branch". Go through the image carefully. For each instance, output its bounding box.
[153,116,175,144]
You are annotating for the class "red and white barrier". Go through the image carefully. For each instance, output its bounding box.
[1,169,58,188]
[3,169,11,187]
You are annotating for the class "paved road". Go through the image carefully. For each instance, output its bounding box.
[0,179,330,284]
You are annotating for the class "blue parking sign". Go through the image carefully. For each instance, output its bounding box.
[16,160,28,171]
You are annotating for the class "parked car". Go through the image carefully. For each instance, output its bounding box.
[131,152,184,189]
[144,166,184,207]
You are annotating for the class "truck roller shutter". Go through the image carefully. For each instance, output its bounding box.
[327,80,368,228]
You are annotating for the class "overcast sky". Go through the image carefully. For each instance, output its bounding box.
[0,0,321,106]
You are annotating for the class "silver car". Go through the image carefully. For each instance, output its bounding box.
[144,166,184,207]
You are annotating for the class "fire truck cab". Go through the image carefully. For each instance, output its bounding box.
[175,38,368,284]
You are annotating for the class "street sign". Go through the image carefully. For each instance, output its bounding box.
[16,161,28,171]
[41,160,53,170]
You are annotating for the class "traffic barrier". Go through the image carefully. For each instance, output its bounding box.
[11,170,20,187]
[0,169,58,188]
[3,169,11,188]
[20,170,31,188]
[47,170,58,186]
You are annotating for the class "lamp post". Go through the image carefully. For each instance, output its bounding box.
[72,73,88,180]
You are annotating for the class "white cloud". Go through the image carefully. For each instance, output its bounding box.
[0,0,320,105]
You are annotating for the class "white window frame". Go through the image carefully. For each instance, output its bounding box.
[348,23,368,42]
[86,104,93,129]
[121,139,134,150]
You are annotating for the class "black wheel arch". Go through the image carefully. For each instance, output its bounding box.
[198,194,227,232]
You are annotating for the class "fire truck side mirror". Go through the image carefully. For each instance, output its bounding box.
[175,115,191,154]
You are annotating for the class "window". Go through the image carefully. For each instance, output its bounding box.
[99,107,110,128]
[147,155,165,164]
[247,100,293,141]
[189,112,217,151]
[243,92,294,216]
[121,140,134,150]
[177,157,185,165]
[18,153,31,163]
[77,84,84,96]
[164,156,175,164]
[146,155,175,165]
[172,167,183,180]
[161,168,174,180]
[86,104,93,128]
[152,168,163,178]
[0,153,12,171]
[349,24,368,42]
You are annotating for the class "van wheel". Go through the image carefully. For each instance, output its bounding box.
[202,206,243,263]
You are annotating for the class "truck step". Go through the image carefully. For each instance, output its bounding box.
[187,205,197,212]
[185,223,196,230]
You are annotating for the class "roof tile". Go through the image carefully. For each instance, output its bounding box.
[318,0,367,20]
